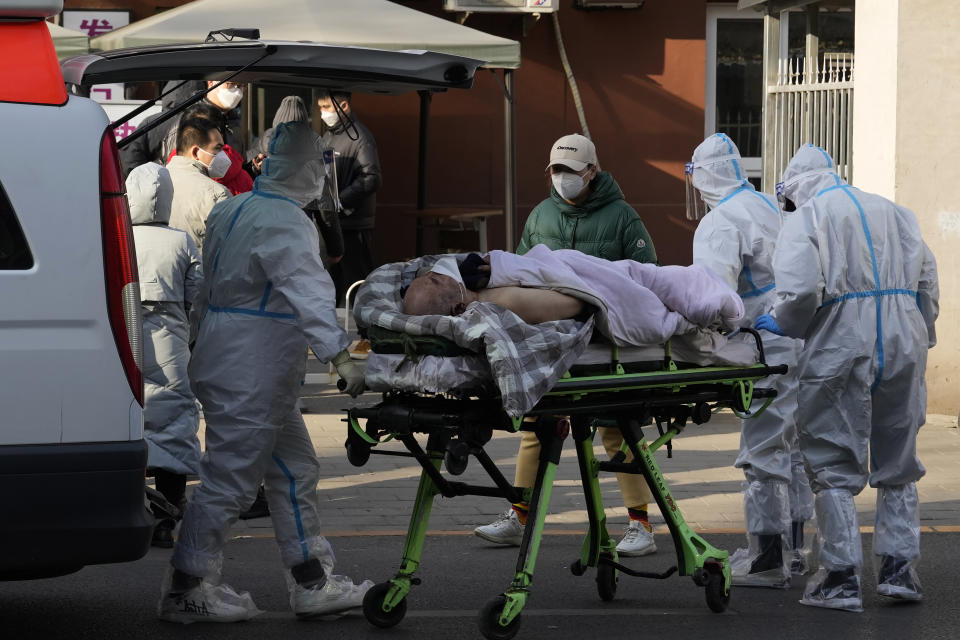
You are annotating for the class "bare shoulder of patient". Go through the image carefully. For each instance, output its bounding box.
[478,286,584,324]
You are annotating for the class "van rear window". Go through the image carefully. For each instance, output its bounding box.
[0,181,33,270]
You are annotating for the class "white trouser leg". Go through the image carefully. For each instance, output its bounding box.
[263,407,335,572]
[800,488,863,611]
[173,422,278,578]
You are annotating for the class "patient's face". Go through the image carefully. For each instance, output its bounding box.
[403,272,464,316]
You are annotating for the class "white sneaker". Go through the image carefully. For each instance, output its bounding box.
[616,521,657,557]
[293,575,374,618]
[474,509,524,546]
[158,581,262,624]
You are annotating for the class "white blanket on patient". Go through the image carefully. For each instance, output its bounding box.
[487,245,745,346]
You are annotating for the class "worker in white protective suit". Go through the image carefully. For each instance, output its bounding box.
[688,134,815,589]
[757,144,938,611]
[127,163,204,549]
[159,121,370,623]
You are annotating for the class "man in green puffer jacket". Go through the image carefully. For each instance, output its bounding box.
[475,134,661,558]
[517,133,656,264]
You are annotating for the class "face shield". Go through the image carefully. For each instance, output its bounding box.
[685,162,708,221]
[320,147,342,212]
[775,179,800,224]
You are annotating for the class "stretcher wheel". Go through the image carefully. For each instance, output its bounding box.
[596,559,618,601]
[704,572,730,613]
[363,581,407,628]
[346,441,371,467]
[478,595,521,640]
[444,441,470,475]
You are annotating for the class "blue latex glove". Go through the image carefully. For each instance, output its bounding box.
[754,314,786,336]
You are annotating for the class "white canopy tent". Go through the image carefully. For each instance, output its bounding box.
[90,0,519,69]
[89,0,522,248]
[47,21,89,60]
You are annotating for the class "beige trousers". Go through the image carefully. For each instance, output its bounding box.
[513,427,653,508]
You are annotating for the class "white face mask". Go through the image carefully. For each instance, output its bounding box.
[552,171,587,201]
[320,110,341,128]
[198,148,231,179]
[215,85,244,110]
[430,256,465,303]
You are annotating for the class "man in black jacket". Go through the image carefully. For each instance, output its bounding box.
[317,91,382,306]
[120,81,250,177]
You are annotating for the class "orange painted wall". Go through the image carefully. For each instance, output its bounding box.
[362,0,708,265]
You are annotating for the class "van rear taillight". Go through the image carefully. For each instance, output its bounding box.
[100,130,143,406]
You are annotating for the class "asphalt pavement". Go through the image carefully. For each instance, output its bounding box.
[3,534,958,639]
[2,374,958,639]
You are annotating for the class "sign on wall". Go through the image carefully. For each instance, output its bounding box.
[63,10,133,102]
[100,101,163,142]
[61,9,131,38]
[90,83,126,103]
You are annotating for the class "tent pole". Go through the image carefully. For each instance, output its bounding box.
[504,69,517,251]
[416,90,432,255]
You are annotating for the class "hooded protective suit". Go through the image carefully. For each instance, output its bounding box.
[127,163,203,477]
[166,122,367,621]
[690,134,812,588]
[252,96,344,267]
[769,144,939,610]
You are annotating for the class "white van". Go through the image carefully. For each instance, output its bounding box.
[2,2,480,580]
[0,2,152,580]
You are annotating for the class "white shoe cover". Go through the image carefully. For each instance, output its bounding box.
[292,575,375,618]
[158,580,262,624]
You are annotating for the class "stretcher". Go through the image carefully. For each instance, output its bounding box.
[344,328,785,640]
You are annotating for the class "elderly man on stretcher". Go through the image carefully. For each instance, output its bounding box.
[354,242,760,423]
[403,244,745,346]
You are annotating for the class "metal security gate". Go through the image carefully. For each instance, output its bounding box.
[767,54,854,184]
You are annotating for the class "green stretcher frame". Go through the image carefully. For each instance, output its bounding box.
[346,331,786,640]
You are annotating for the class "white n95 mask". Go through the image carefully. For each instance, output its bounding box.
[199,148,232,179]
[552,172,586,201]
[216,85,244,110]
[320,111,341,128]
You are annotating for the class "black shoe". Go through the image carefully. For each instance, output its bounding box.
[239,486,270,520]
[152,519,176,548]
[733,534,789,588]
[790,522,807,574]
[877,555,923,600]
[802,567,861,610]
[791,550,808,575]
[749,534,783,574]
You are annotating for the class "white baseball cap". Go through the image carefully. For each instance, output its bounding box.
[546,133,597,172]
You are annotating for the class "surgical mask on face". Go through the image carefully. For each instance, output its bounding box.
[320,110,340,128]
[215,85,244,110]
[198,148,231,179]
[552,171,587,201]
[430,255,465,304]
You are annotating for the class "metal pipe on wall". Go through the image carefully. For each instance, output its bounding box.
[416,90,432,211]
[504,69,517,251]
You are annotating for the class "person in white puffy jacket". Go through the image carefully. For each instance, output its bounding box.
[126,162,203,549]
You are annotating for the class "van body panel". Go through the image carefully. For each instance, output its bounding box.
[0,440,153,579]
[0,96,137,445]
